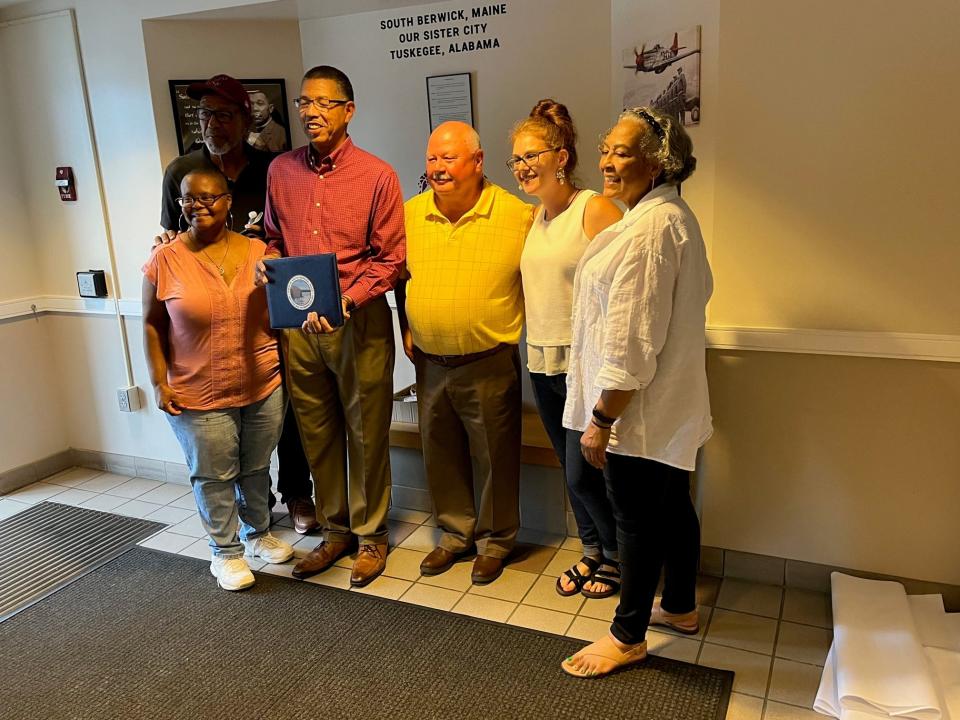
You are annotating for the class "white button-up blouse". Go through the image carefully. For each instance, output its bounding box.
[562,185,713,471]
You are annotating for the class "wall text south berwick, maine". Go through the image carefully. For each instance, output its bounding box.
[379,3,508,60]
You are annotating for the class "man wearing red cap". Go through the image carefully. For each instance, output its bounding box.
[159,74,314,531]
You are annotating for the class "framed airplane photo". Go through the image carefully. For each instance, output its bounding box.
[621,26,702,126]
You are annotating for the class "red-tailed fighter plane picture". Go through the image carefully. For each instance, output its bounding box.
[624,32,701,74]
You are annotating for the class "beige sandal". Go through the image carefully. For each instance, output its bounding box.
[649,599,699,635]
[561,635,647,678]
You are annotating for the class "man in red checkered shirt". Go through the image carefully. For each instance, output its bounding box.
[257,66,406,588]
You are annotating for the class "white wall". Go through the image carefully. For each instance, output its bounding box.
[0,317,68,471]
[299,0,612,200]
[0,34,36,301]
[0,12,109,300]
[143,17,308,172]
[0,11,104,473]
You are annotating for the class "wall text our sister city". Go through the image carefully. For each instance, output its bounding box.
[379,3,507,61]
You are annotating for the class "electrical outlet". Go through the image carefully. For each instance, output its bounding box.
[117,386,142,412]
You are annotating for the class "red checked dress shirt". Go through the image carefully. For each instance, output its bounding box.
[264,137,406,307]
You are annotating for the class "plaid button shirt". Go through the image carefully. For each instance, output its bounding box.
[264,137,406,307]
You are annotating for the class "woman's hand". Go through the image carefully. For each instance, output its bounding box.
[581,422,612,469]
[154,383,182,416]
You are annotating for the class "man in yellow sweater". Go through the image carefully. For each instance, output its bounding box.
[396,121,532,584]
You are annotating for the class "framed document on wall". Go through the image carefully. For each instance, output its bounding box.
[168,78,291,155]
[425,73,473,132]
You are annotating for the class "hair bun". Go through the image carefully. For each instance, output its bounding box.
[530,99,572,128]
[511,99,579,181]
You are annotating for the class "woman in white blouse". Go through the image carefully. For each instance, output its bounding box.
[511,100,623,599]
[561,106,713,678]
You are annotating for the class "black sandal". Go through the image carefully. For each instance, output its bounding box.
[581,560,621,599]
[556,556,601,597]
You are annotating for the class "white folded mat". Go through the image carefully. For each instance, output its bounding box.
[926,648,960,720]
[814,573,943,719]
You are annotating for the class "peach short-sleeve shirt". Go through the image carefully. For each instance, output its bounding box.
[143,237,281,411]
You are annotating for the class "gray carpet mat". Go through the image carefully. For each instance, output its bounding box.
[0,502,164,622]
[0,547,732,719]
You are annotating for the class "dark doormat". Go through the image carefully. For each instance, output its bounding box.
[0,501,165,621]
[0,547,733,720]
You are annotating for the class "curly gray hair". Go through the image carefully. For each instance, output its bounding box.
[617,106,696,185]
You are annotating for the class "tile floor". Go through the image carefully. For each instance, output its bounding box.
[1,467,833,720]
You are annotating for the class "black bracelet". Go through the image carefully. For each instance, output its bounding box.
[591,418,613,430]
[592,407,617,426]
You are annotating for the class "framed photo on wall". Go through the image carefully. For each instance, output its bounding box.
[168,78,291,155]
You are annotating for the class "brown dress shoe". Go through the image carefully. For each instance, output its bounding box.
[419,546,462,576]
[292,539,350,579]
[351,543,388,587]
[286,497,319,535]
[471,554,504,585]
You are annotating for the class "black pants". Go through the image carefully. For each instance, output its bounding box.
[276,401,311,502]
[529,372,617,558]
[605,453,700,645]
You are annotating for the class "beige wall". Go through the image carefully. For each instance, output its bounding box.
[142,17,307,173]
[710,0,960,334]
[702,350,960,586]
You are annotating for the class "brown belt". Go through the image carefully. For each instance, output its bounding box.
[420,343,509,368]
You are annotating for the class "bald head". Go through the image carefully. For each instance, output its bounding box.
[429,121,481,153]
[425,122,484,218]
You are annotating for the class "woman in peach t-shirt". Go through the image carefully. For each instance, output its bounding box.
[142,168,293,592]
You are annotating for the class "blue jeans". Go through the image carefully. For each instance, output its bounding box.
[529,372,618,560]
[167,386,285,558]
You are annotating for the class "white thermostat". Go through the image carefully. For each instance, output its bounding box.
[77,270,108,298]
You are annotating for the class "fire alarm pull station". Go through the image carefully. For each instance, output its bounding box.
[56,166,76,201]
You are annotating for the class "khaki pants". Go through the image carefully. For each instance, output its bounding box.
[414,344,521,558]
[282,297,394,544]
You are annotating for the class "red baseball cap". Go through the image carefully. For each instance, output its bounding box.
[186,74,251,115]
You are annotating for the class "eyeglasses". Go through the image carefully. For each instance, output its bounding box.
[176,193,231,208]
[197,108,236,124]
[505,147,560,172]
[293,96,350,112]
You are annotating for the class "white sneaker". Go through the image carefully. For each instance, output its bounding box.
[210,555,255,591]
[242,532,294,564]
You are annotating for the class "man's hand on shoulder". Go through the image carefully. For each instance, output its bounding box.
[152,229,178,248]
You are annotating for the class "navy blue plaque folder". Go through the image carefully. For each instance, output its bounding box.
[264,253,343,329]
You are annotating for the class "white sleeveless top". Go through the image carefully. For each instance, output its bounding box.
[520,190,596,375]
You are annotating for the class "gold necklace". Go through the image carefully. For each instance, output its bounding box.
[193,231,231,276]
